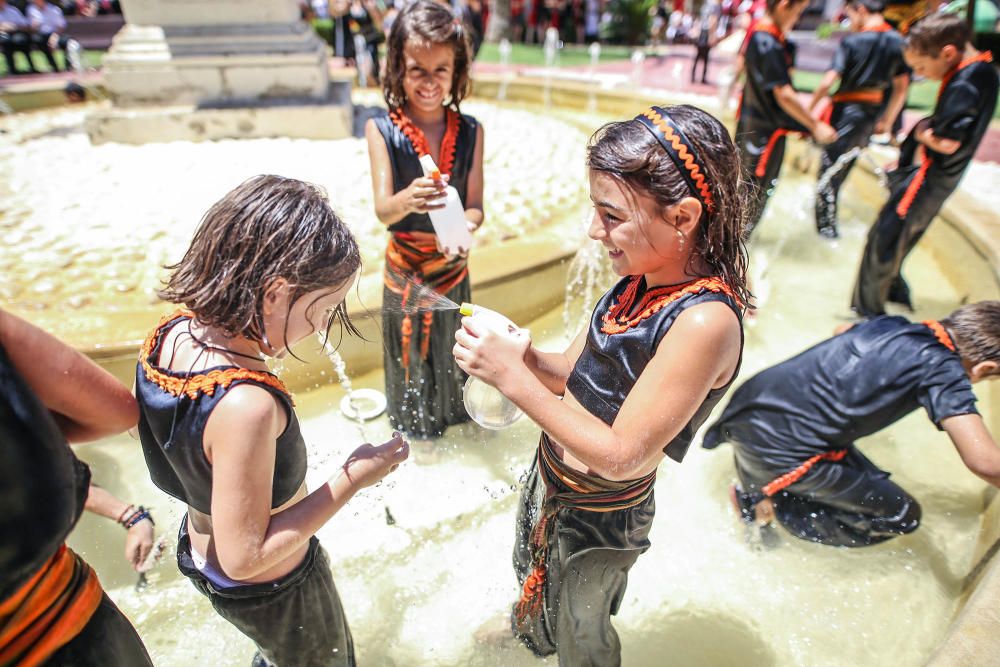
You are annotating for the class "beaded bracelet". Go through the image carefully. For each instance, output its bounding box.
[116,504,136,525]
[122,506,155,529]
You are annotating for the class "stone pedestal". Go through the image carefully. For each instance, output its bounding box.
[87,0,352,144]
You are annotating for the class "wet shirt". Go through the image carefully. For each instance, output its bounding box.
[566,276,744,463]
[921,57,999,180]
[740,29,806,132]
[374,111,479,234]
[703,316,978,466]
[135,313,307,516]
[832,29,908,95]
[0,343,89,601]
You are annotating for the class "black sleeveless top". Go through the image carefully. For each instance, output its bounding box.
[565,276,744,463]
[0,342,90,600]
[373,110,479,233]
[135,313,307,516]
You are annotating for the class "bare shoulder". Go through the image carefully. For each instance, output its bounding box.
[672,299,742,342]
[209,382,285,443]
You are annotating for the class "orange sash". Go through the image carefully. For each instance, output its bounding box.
[0,545,103,667]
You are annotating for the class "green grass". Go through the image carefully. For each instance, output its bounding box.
[0,49,104,77]
[475,42,634,67]
[793,69,1000,120]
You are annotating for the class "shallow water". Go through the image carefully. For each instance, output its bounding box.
[66,160,989,666]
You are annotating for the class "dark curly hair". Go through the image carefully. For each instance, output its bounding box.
[587,104,751,306]
[159,175,363,353]
[382,0,472,112]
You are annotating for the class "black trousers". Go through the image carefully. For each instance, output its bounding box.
[45,593,153,666]
[736,118,788,236]
[177,522,355,667]
[30,32,70,72]
[851,166,953,316]
[1,30,33,74]
[735,446,921,547]
[815,102,880,236]
[511,458,655,666]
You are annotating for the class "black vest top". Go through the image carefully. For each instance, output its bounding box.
[565,276,744,463]
[0,342,90,600]
[135,313,307,516]
[374,110,479,233]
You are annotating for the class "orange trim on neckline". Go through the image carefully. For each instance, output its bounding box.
[922,320,956,352]
[140,310,293,403]
[861,22,893,33]
[389,107,460,177]
[600,276,739,335]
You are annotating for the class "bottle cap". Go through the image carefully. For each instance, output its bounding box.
[459,302,475,316]
[418,154,441,180]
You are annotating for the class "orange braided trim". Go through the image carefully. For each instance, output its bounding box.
[861,21,893,32]
[895,155,930,218]
[761,449,848,497]
[831,90,884,105]
[938,52,993,104]
[140,310,292,403]
[601,276,740,335]
[922,320,956,352]
[388,107,460,176]
[749,22,785,46]
[755,129,790,178]
[642,108,715,212]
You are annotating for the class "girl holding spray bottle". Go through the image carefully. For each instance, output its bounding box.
[454,105,749,665]
[365,0,485,438]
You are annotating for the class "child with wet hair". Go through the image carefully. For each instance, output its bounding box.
[365,0,485,438]
[454,104,748,665]
[735,0,838,235]
[851,12,999,317]
[808,0,910,238]
[135,175,409,666]
[706,301,1000,548]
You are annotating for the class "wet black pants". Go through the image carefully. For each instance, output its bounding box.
[44,593,153,666]
[737,120,788,236]
[851,167,953,316]
[815,103,880,236]
[735,446,921,547]
[511,460,655,666]
[177,523,355,667]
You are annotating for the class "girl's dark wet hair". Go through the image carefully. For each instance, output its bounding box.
[159,175,363,352]
[587,104,751,305]
[382,0,472,111]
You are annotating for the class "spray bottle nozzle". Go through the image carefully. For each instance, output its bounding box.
[459,302,475,316]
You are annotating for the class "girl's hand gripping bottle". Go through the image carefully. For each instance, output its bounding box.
[459,303,525,430]
[419,154,474,254]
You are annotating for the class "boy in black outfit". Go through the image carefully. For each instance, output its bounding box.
[736,0,838,236]
[704,302,1000,548]
[852,13,998,317]
[808,0,910,238]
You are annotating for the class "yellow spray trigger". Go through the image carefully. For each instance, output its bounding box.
[459,302,475,316]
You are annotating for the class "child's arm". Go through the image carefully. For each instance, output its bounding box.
[773,83,838,144]
[914,120,961,155]
[725,54,745,106]
[456,302,741,480]
[522,326,588,395]
[85,484,156,572]
[365,118,446,226]
[0,308,138,443]
[943,413,1000,488]
[808,69,840,113]
[206,386,408,580]
[874,73,910,136]
[464,123,485,232]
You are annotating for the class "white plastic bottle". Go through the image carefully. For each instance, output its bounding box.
[459,303,525,430]
[419,154,474,254]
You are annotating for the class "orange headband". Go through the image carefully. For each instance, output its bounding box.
[635,107,715,213]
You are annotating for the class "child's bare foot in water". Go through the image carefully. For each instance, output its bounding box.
[474,612,517,646]
[729,484,780,548]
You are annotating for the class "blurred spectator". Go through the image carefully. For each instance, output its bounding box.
[27,0,69,72]
[690,12,718,84]
[583,0,601,42]
[64,79,84,101]
[60,1,120,16]
[1,0,34,75]
[458,0,484,56]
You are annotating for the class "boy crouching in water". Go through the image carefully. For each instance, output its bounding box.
[704,302,1000,547]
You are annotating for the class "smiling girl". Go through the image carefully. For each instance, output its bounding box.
[365,0,485,438]
[454,106,750,665]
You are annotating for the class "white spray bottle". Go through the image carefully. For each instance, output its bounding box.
[419,154,474,254]
[459,302,525,429]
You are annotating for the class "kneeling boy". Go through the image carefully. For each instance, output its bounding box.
[704,302,1000,547]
